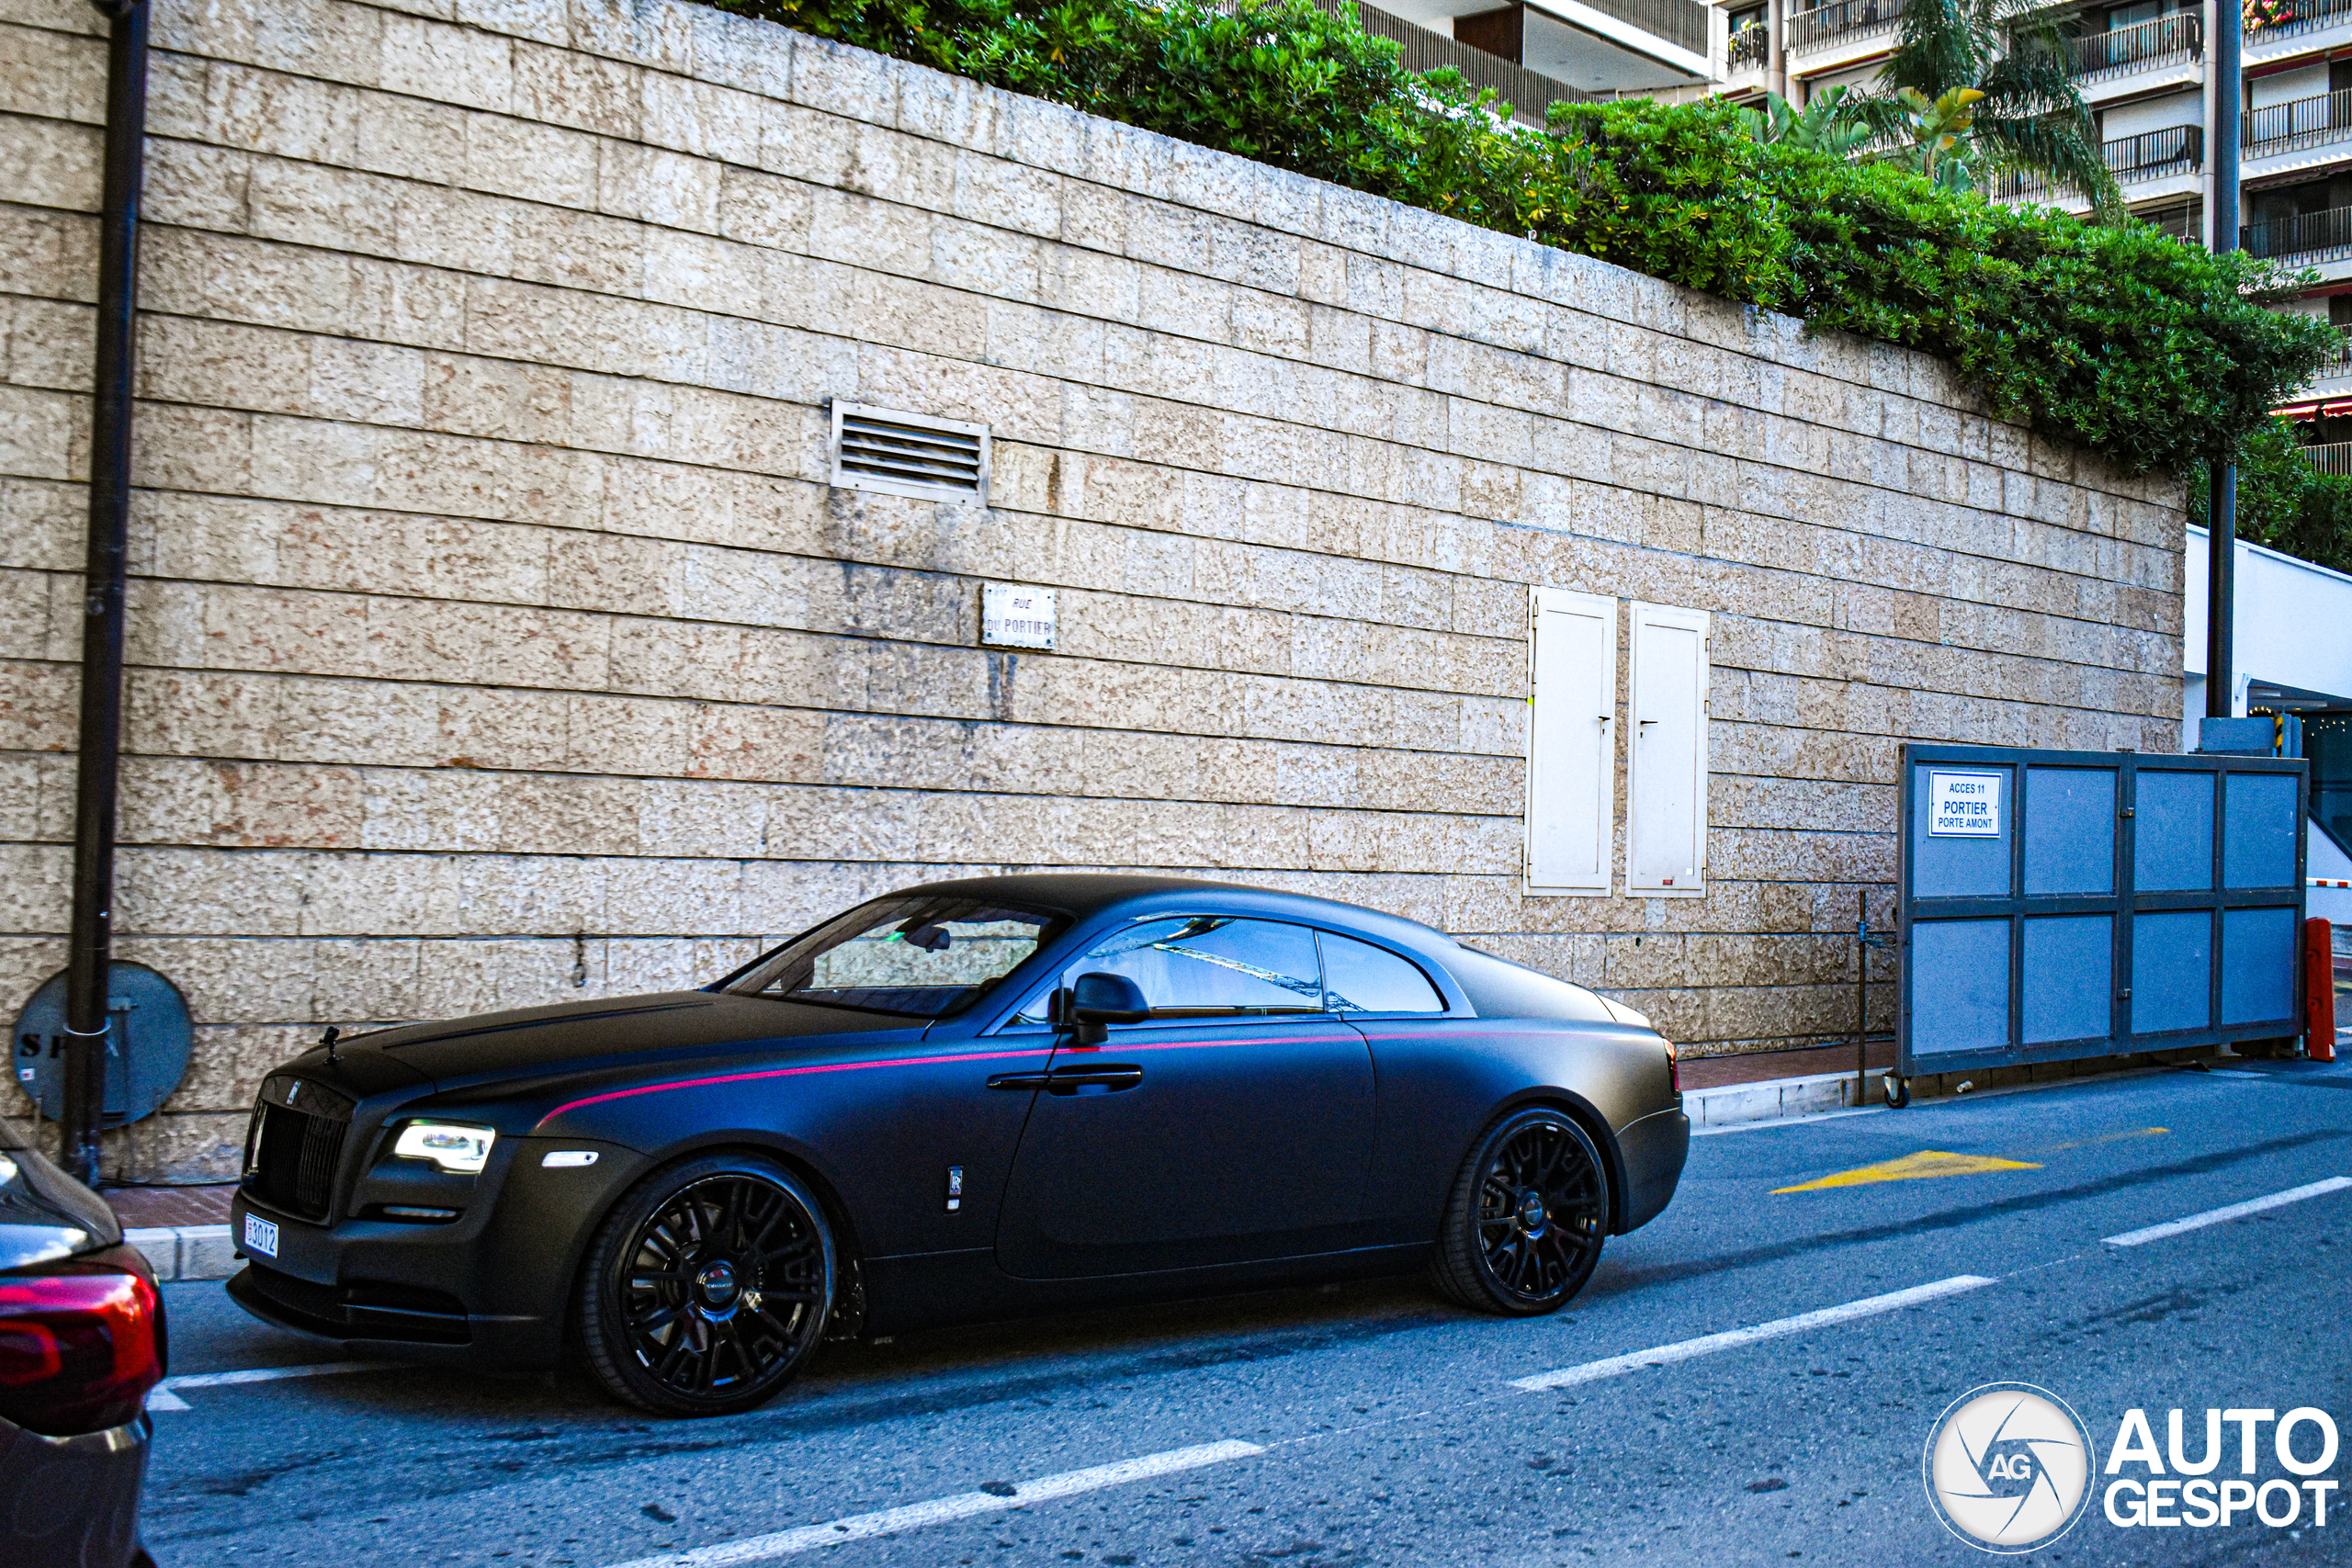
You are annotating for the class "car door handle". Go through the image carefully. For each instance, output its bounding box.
[1043,1065,1143,1095]
[987,1072,1051,1090]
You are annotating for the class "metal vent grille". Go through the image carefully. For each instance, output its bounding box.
[831,403,989,503]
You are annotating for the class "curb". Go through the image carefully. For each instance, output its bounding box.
[1684,1068,1887,1128]
[1683,1049,2232,1131]
[126,1224,237,1282]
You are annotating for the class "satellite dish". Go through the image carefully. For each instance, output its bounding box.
[11,963,194,1126]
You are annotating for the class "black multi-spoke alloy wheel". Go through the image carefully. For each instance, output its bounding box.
[1431,1107,1609,1316]
[578,1154,835,1416]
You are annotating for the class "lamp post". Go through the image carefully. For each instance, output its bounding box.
[63,0,149,1186]
[2207,0,2241,725]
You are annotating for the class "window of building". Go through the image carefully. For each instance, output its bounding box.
[2133,196,2201,245]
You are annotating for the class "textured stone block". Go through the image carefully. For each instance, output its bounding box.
[381,14,512,113]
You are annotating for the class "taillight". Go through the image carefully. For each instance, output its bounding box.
[0,1244,167,1436]
[1666,1041,1679,1095]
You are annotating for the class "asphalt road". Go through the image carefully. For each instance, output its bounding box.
[141,1058,2352,1567]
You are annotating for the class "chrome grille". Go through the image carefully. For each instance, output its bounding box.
[245,1077,355,1223]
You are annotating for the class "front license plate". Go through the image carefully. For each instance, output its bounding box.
[243,1212,279,1259]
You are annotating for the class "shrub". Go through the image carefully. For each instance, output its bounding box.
[2191,420,2352,575]
[710,0,2331,478]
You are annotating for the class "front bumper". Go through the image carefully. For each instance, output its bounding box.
[0,1412,150,1568]
[226,1134,644,1370]
[1615,1104,1690,1234]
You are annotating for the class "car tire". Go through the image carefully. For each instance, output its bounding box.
[1430,1107,1610,1317]
[576,1152,836,1416]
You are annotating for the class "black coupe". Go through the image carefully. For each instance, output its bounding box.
[228,876,1688,1415]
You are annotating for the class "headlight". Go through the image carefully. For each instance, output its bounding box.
[392,1121,496,1174]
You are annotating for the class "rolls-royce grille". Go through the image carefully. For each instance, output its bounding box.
[245,1077,355,1223]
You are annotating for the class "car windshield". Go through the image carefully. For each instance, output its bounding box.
[723,896,1065,1019]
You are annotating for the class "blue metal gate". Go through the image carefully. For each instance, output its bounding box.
[1898,744,2309,1078]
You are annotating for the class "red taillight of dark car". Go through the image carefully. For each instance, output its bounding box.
[0,1244,166,1436]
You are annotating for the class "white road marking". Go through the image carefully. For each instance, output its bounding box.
[146,1359,391,1411]
[1509,1275,2000,1393]
[602,1439,1265,1568]
[2101,1176,2352,1247]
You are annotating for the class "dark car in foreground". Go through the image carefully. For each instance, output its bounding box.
[228,875,1687,1416]
[0,1122,165,1566]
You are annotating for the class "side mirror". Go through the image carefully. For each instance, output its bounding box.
[1062,972,1148,1045]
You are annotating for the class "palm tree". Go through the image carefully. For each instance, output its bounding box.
[1860,0,2123,214]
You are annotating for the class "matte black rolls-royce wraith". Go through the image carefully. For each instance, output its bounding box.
[228,876,1688,1416]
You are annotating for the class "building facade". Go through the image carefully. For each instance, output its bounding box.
[1396,0,2351,412]
[2,0,2183,1177]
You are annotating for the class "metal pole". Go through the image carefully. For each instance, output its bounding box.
[2206,0,2241,723]
[63,0,149,1187]
[1855,891,1868,1107]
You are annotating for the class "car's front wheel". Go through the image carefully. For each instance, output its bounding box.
[577,1153,835,1416]
[1430,1107,1609,1316]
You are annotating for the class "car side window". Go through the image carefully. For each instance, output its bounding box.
[1317,931,1446,1014]
[1013,916,1327,1021]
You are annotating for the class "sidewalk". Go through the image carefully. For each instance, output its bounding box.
[109,1184,235,1284]
[1679,1039,2226,1130]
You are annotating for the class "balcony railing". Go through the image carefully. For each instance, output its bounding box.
[1589,0,1709,55]
[2307,439,2352,474]
[2111,123,2204,178]
[2245,86,2352,155]
[2317,327,2352,385]
[1259,0,1596,124]
[1991,125,2201,203]
[2067,13,2201,81]
[2245,205,2352,263]
[1788,0,1905,54]
[2245,0,2352,46]
[1729,22,1770,70]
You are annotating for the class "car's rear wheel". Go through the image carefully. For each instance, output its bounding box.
[1430,1107,1609,1316]
[577,1153,834,1416]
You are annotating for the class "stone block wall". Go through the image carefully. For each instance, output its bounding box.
[0,0,2185,1174]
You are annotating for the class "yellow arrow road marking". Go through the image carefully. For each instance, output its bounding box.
[2015,1126,2167,1156]
[1772,1150,2042,1194]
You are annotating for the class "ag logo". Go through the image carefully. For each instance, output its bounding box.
[1924,1382,2098,1552]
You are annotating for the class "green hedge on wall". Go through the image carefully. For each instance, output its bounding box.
[713,0,2331,481]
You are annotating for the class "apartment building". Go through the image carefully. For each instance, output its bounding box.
[1390,0,2346,413]
[1713,1,2352,416]
[1371,0,1715,92]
